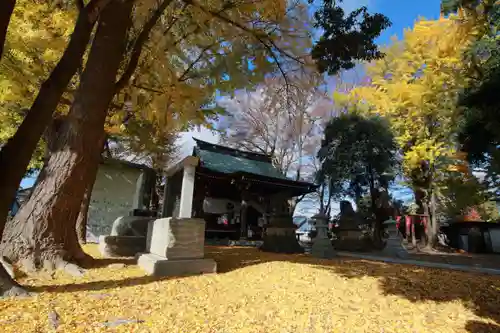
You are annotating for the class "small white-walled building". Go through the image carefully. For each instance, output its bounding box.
[87,158,156,239]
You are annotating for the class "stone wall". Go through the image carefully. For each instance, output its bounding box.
[87,164,142,238]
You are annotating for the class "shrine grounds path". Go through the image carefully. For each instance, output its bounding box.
[1,245,499,333]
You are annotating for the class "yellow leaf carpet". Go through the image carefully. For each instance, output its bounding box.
[1,245,499,332]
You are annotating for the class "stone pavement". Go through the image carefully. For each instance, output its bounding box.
[336,251,500,276]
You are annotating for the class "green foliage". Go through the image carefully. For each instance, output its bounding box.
[447,0,500,193]
[311,0,391,75]
[437,173,494,219]
[317,112,398,203]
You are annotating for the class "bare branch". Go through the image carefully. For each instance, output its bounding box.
[177,42,218,82]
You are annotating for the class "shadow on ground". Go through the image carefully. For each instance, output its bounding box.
[84,257,136,268]
[205,246,500,333]
[32,275,175,293]
[31,257,169,293]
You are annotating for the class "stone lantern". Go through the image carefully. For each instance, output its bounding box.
[382,218,408,258]
[311,213,336,259]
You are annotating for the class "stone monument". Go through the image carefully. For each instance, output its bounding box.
[382,217,408,258]
[98,215,154,257]
[260,195,304,254]
[137,217,217,276]
[260,214,304,254]
[311,213,336,259]
[334,201,370,251]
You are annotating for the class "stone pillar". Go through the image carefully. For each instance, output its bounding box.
[311,213,336,259]
[161,176,170,218]
[178,165,195,218]
[240,201,248,239]
[137,217,217,276]
[260,214,304,254]
[382,218,408,258]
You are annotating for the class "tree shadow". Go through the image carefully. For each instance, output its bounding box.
[83,257,136,269]
[32,274,182,294]
[205,246,500,332]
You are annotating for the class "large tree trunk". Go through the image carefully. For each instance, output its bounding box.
[0,0,111,241]
[0,0,15,59]
[0,0,133,273]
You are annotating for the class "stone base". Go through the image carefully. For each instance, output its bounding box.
[311,238,336,259]
[260,227,304,254]
[382,238,409,258]
[382,220,408,258]
[333,238,373,252]
[137,253,217,277]
[205,239,264,247]
[99,235,146,257]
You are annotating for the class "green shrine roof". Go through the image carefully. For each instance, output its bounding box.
[193,139,288,180]
[195,148,288,180]
[192,139,318,196]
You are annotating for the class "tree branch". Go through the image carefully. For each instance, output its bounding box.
[178,42,218,82]
[115,0,175,93]
[182,0,305,95]
[76,0,85,11]
[132,84,164,94]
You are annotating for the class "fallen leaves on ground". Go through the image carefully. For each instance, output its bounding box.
[1,245,500,333]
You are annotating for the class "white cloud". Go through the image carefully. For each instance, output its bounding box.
[175,125,220,160]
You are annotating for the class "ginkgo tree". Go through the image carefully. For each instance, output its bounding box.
[340,16,476,245]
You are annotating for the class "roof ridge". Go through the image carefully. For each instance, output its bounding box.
[193,138,273,162]
[193,138,272,157]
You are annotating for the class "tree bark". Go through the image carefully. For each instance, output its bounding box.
[76,159,101,244]
[0,0,111,241]
[0,0,15,60]
[0,0,133,273]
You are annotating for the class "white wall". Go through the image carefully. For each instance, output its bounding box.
[87,164,142,238]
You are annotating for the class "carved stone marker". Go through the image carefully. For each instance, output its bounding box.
[98,235,146,257]
[137,217,217,276]
[382,218,408,258]
[311,213,336,259]
[98,216,154,257]
[260,214,304,254]
[334,201,369,251]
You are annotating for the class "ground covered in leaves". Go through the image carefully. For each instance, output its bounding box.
[1,245,500,332]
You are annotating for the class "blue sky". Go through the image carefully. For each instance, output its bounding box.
[370,0,443,46]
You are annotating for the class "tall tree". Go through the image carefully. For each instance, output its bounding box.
[1,0,134,273]
[0,0,113,297]
[0,0,16,59]
[341,17,476,246]
[317,113,398,244]
[0,0,111,240]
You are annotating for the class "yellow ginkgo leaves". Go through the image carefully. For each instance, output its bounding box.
[340,16,476,177]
